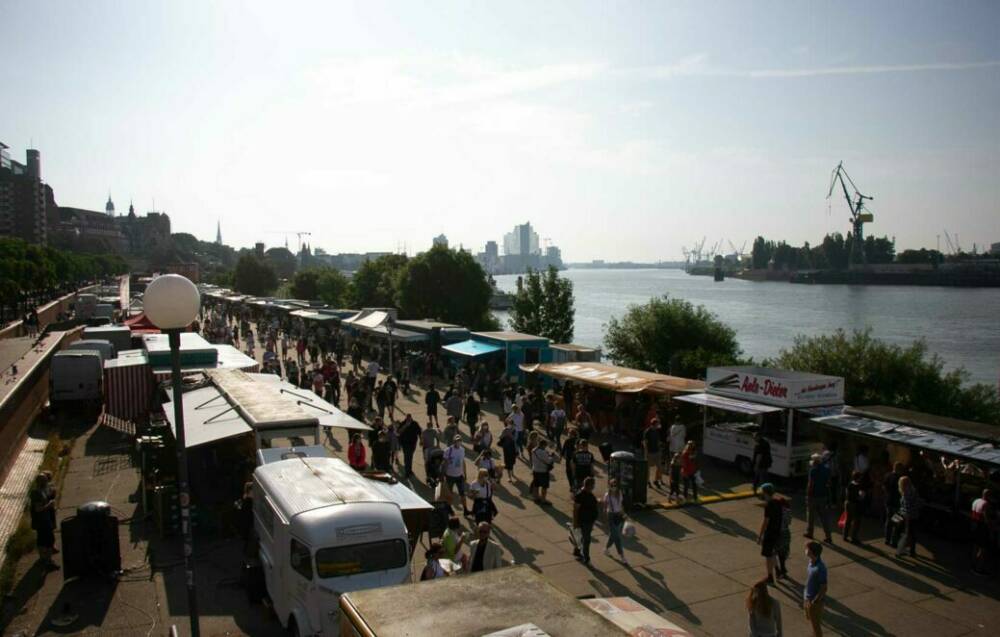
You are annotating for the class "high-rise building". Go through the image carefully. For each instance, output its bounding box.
[0,142,48,245]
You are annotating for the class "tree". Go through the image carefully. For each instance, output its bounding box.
[863,236,895,264]
[234,255,278,296]
[351,254,408,308]
[772,328,1000,425]
[897,248,943,266]
[751,236,771,269]
[316,268,350,306]
[604,295,742,378]
[396,245,494,329]
[265,247,298,280]
[290,268,321,300]
[509,266,575,342]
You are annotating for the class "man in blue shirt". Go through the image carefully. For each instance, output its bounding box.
[803,540,828,636]
[805,453,833,543]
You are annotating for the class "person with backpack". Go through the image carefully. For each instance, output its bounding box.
[752,433,773,495]
[548,403,567,448]
[572,477,599,566]
[573,439,596,486]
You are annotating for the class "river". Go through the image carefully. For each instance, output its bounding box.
[493,269,1000,388]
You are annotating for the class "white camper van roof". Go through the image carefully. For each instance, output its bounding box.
[255,455,430,521]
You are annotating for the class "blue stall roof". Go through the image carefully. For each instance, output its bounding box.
[442,339,504,358]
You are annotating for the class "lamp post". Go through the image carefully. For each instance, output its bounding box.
[386,317,394,379]
[144,274,201,637]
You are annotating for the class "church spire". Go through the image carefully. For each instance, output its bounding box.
[216,219,222,245]
[105,193,115,216]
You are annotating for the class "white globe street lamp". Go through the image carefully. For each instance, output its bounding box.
[143,274,201,637]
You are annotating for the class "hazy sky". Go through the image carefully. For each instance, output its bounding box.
[2,1,998,261]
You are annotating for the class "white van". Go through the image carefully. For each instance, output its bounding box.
[65,339,116,362]
[254,448,430,637]
[50,350,104,407]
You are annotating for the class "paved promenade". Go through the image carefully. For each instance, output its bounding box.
[2,339,998,635]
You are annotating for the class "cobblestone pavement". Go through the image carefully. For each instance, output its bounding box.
[0,435,47,569]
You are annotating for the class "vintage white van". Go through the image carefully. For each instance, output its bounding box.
[253,448,429,636]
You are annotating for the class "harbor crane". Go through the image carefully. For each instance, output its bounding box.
[827,162,874,265]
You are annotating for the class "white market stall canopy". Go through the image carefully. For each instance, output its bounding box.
[520,362,704,395]
[364,324,429,343]
[289,309,340,322]
[705,366,844,408]
[813,413,1000,468]
[673,392,784,415]
[163,371,369,448]
[342,309,391,330]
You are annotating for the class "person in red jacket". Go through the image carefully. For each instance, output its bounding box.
[348,433,367,471]
[681,441,699,502]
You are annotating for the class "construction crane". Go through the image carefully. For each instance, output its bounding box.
[267,230,312,252]
[942,229,961,255]
[827,162,874,265]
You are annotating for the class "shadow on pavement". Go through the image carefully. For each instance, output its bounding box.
[37,575,117,634]
[680,504,758,541]
[0,561,48,632]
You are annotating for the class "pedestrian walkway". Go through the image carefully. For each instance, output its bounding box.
[0,435,47,570]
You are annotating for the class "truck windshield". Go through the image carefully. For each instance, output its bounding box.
[315,539,408,578]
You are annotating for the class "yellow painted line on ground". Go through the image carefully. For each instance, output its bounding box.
[647,489,757,510]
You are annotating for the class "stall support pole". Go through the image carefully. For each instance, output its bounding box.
[169,329,200,637]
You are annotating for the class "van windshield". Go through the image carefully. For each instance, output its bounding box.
[315,539,408,578]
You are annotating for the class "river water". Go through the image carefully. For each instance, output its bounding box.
[493,269,1000,388]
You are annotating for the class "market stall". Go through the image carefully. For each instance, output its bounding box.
[674,366,844,477]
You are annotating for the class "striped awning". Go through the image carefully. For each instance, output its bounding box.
[104,361,155,421]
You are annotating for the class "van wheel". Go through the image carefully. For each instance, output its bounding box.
[287,617,300,637]
[735,456,752,475]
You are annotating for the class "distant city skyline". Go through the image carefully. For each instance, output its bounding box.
[2,2,997,261]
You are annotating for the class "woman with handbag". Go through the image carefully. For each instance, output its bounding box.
[470,469,498,524]
[603,479,630,566]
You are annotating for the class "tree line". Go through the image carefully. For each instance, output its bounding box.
[604,295,1000,425]
[0,237,128,324]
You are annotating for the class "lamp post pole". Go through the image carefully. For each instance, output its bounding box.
[387,321,394,379]
[169,328,200,637]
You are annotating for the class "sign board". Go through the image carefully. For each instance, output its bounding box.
[706,366,844,408]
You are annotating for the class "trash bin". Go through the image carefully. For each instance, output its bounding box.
[598,441,613,463]
[61,500,121,578]
[609,451,647,510]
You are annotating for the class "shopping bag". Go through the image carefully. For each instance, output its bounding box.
[694,470,705,488]
[837,510,848,530]
[622,520,636,540]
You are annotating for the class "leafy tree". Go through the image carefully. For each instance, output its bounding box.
[604,295,742,378]
[316,268,350,307]
[290,267,351,306]
[233,254,278,296]
[290,268,321,300]
[509,266,575,342]
[265,247,298,280]
[897,248,943,266]
[772,328,1000,425]
[751,236,771,269]
[351,254,408,308]
[863,236,895,264]
[396,245,494,329]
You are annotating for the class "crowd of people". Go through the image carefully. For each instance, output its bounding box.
[188,301,999,637]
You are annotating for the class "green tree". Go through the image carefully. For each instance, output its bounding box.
[772,328,1000,425]
[396,245,494,329]
[234,254,278,296]
[604,295,742,378]
[351,254,408,307]
[290,269,321,300]
[509,266,575,342]
[316,268,350,307]
[265,247,298,280]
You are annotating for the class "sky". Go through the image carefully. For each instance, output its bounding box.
[2,1,998,262]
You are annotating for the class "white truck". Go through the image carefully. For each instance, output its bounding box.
[253,446,431,637]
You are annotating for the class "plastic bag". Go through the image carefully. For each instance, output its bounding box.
[837,510,848,530]
[694,470,705,488]
[622,520,636,539]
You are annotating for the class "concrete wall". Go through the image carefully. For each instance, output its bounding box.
[0,286,96,341]
[0,327,83,484]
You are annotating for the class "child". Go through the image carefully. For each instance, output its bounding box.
[476,449,499,481]
[668,453,682,502]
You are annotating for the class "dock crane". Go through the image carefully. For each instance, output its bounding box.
[827,162,874,265]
